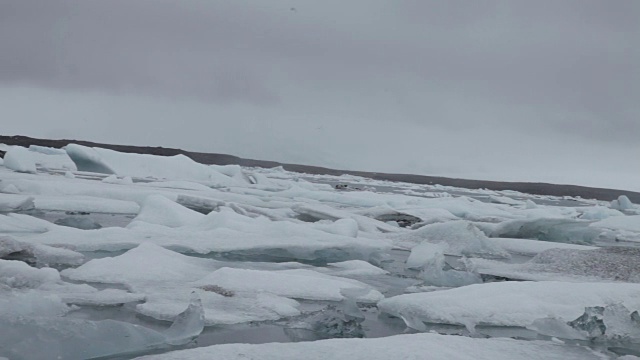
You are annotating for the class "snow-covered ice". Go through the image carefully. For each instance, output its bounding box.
[193,267,384,302]
[471,247,640,282]
[66,143,247,186]
[2,144,640,359]
[3,146,36,173]
[134,332,605,360]
[378,281,640,330]
[392,220,510,259]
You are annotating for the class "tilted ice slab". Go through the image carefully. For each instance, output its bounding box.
[0,193,139,214]
[0,290,70,318]
[0,175,201,207]
[292,203,400,233]
[406,242,482,288]
[287,189,518,222]
[0,293,205,360]
[354,205,458,226]
[591,215,640,233]
[391,220,510,259]
[129,195,205,228]
[487,217,607,244]
[611,195,636,211]
[63,243,382,323]
[28,146,77,171]
[193,267,384,303]
[1,235,84,266]
[133,332,605,360]
[514,205,580,219]
[3,146,37,173]
[59,288,146,306]
[0,258,144,318]
[0,194,35,212]
[22,208,391,260]
[314,260,388,277]
[310,218,360,238]
[482,237,597,257]
[62,242,220,284]
[489,195,525,206]
[0,259,62,289]
[62,243,302,325]
[137,289,301,326]
[65,144,247,186]
[0,213,53,234]
[577,205,625,220]
[378,281,640,330]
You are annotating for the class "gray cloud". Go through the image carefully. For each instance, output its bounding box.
[0,0,639,189]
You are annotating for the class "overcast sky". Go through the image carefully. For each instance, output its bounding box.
[1,0,638,191]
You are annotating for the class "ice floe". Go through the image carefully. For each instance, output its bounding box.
[2,144,640,359]
[133,332,605,360]
[378,281,640,331]
[3,146,36,173]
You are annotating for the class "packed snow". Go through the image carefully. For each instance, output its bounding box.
[134,333,604,360]
[1,143,640,359]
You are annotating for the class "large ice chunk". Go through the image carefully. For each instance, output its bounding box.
[62,242,218,285]
[568,303,640,343]
[378,281,640,331]
[129,195,205,228]
[0,213,52,234]
[193,267,383,303]
[137,289,301,326]
[0,195,35,212]
[406,242,481,287]
[393,220,509,259]
[59,288,146,306]
[27,145,77,171]
[62,244,302,325]
[65,144,246,186]
[0,259,61,288]
[489,218,604,244]
[591,215,640,233]
[406,242,447,269]
[317,260,388,277]
[34,207,390,261]
[578,206,625,220]
[292,203,399,233]
[285,304,365,340]
[133,332,605,360]
[0,291,70,318]
[421,254,482,288]
[65,144,116,174]
[612,195,635,211]
[3,146,36,173]
[163,292,206,346]
[0,296,205,360]
[312,218,359,238]
[0,236,84,266]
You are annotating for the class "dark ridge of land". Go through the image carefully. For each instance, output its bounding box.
[2,135,639,203]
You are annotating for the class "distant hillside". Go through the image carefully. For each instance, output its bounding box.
[1,135,638,203]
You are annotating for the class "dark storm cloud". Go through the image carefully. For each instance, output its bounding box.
[1,0,638,140]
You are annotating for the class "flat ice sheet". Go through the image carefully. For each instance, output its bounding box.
[134,332,604,360]
[61,243,303,325]
[471,247,640,282]
[378,281,640,329]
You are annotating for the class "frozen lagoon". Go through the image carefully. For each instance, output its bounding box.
[1,143,640,359]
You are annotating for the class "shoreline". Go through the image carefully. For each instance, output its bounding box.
[1,134,638,203]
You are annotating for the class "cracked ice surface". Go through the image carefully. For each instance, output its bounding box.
[2,144,640,359]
